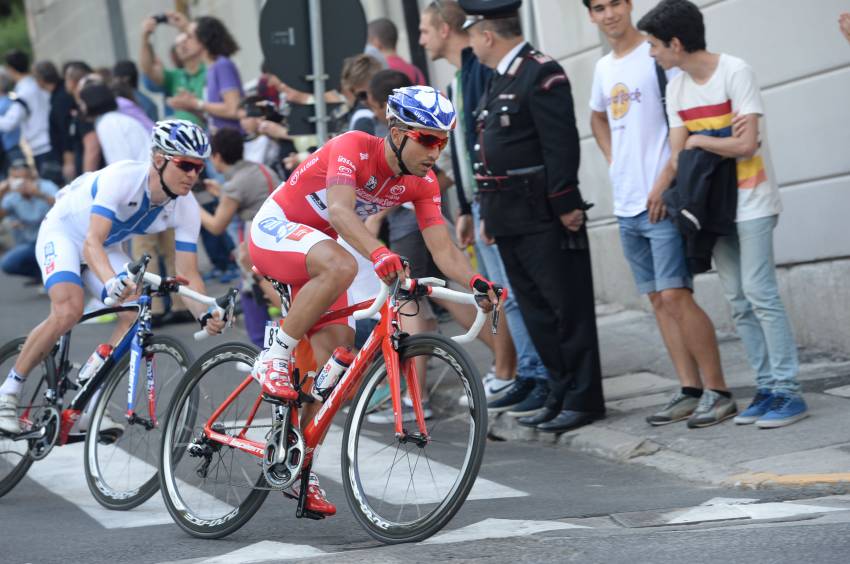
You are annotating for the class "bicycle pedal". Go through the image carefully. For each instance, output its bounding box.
[297,508,326,521]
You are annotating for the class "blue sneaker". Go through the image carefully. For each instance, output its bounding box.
[733,389,773,425]
[219,267,241,284]
[202,268,224,282]
[755,393,809,429]
[487,378,534,413]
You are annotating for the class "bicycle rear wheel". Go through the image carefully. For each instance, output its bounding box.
[159,342,271,539]
[0,337,54,498]
[341,333,487,543]
[85,335,193,510]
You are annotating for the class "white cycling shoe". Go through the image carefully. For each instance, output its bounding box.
[0,394,21,435]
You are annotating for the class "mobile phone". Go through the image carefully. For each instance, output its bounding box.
[153,13,168,24]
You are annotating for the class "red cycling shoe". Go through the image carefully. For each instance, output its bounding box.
[299,472,336,516]
[252,351,299,401]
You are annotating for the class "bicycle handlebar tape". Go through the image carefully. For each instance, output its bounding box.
[370,246,403,280]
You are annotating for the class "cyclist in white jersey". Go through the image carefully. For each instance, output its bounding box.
[0,120,226,434]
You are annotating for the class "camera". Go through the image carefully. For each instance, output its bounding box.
[152,13,168,24]
[243,99,285,124]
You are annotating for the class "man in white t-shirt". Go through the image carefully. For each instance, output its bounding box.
[586,0,732,429]
[639,0,807,428]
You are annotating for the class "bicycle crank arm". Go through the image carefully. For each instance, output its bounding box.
[9,427,46,441]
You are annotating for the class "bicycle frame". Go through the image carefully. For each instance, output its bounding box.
[34,297,152,446]
[203,290,429,465]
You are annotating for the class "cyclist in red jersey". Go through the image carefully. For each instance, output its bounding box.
[248,86,500,516]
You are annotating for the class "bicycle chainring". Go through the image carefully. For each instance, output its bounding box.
[262,426,305,490]
[29,407,61,460]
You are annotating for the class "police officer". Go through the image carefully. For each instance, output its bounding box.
[460,0,605,432]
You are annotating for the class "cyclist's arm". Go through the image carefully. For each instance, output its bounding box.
[326,184,384,259]
[421,224,477,287]
[173,249,213,320]
[199,195,239,235]
[83,214,121,284]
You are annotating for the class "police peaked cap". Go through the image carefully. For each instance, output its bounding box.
[459,0,522,30]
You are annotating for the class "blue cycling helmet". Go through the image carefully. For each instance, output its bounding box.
[152,119,211,159]
[386,86,456,131]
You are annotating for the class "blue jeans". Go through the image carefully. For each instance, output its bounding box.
[1,242,40,279]
[713,215,800,395]
[200,200,237,271]
[472,200,549,382]
[618,212,692,294]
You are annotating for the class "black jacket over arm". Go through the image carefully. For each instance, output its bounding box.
[663,148,738,274]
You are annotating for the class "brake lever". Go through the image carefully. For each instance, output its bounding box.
[490,288,504,335]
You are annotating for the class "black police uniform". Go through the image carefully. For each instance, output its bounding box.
[470,39,605,426]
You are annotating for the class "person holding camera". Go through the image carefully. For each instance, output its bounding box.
[140,12,207,127]
[164,15,244,132]
[0,159,58,282]
[239,96,285,169]
[200,128,281,346]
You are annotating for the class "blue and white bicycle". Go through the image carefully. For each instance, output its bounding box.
[0,254,237,510]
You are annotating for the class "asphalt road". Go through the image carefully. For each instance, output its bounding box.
[1,275,849,564]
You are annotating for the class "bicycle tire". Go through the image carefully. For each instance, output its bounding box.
[84,335,193,510]
[341,333,487,544]
[0,337,54,498]
[159,341,270,539]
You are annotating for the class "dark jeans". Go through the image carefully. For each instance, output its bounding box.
[200,200,237,271]
[1,242,40,279]
[34,152,63,186]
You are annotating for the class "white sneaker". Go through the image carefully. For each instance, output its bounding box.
[367,397,433,424]
[0,393,21,435]
[458,373,514,406]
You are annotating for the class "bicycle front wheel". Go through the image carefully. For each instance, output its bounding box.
[159,342,270,539]
[0,337,54,498]
[341,333,487,544]
[85,335,193,510]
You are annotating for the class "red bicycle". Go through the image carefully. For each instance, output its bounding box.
[158,275,497,543]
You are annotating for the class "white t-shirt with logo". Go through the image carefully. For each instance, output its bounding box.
[666,53,781,222]
[590,41,676,218]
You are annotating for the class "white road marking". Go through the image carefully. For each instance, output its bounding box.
[198,541,325,563]
[669,501,845,524]
[422,518,588,545]
[313,425,528,504]
[24,442,174,528]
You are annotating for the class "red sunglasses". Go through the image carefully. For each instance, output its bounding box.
[403,129,449,150]
[166,156,205,174]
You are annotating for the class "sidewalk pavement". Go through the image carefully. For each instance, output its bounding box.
[456,302,850,492]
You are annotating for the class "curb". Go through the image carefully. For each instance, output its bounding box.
[487,412,850,492]
[726,472,850,488]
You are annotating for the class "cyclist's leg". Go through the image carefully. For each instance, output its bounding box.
[249,201,357,343]
[1,234,84,432]
[12,233,85,380]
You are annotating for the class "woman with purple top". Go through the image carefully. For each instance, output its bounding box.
[168,16,243,132]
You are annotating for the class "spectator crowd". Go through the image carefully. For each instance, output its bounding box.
[2,0,845,434]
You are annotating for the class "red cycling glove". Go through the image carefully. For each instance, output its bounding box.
[370,246,403,280]
[470,274,506,302]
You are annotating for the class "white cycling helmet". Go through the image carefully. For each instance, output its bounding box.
[386,86,456,132]
[151,119,211,159]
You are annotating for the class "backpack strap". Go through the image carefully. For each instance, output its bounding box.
[655,62,668,128]
[9,92,30,117]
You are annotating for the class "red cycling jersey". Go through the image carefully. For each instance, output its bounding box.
[271,131,444,236]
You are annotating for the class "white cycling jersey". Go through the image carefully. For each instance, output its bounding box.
[37,160,201,292]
